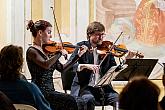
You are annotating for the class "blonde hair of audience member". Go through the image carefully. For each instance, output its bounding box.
[119,76,160,110]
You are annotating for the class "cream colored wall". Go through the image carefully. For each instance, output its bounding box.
[0,0,95,49]
[31,0,43,21]
[16,0,95,45]
[54,0,69,38]
[61,0,70,34]
[89,0,95,22]
[55,0,61,31]
[0,0,7,49]
[54,0,95,43]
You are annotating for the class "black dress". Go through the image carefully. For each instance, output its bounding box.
[26,46,78,110]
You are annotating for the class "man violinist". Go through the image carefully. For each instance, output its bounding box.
[65,21,119,110]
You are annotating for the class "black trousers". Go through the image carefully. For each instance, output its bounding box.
[45,91,78,110]
[78,85,119,110]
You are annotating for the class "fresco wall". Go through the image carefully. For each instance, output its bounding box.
[96,0,165,79]
[96,0,165,58]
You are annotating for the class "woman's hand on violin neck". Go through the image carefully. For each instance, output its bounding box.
[78,45,88,57]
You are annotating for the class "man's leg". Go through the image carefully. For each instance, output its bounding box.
[80,90,95,110]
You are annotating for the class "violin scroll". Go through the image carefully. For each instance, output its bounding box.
[125,51,144,59]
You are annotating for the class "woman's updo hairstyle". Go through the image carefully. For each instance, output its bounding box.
[27,20,52,37]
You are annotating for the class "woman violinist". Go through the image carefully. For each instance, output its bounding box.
[26,20,88,110]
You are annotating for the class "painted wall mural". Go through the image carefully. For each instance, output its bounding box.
[96,0,165,78]
[134,0,165,46]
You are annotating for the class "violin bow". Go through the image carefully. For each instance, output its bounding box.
[50,7,67,60]
[99,32,123,66]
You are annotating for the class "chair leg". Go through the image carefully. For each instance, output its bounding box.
[113,102,119,110]
[102,105,104,110]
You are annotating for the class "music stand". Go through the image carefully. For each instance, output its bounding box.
[94,64,128,87]
[113,59,158,81]
[89,63,127,110]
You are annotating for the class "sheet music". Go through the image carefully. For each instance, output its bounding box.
[93,47,100,84]
[88,47,100,86]
[94,64,128,87]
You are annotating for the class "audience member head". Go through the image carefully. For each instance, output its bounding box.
[119,76,160,110]
[0,45,23,81]
[27,20,52,38]
[0,91,16,110]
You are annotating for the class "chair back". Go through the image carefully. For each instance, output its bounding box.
[13,104,37,110]
[61,71,75,93]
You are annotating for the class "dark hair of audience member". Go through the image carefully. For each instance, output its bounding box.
[119,76,160,110]
[0,45,23,81]
[0,91,16,110]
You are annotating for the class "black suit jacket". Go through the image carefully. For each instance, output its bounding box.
[64,40,117,96]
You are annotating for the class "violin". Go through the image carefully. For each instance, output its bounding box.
[42,41,80,54]
[97,41,144,58]
[45,7,81,58]
[97,41,128,58]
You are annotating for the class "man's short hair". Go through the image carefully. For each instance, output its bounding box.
[86,21,105,39]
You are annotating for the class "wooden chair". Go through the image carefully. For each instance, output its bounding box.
[13,104,37,110]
